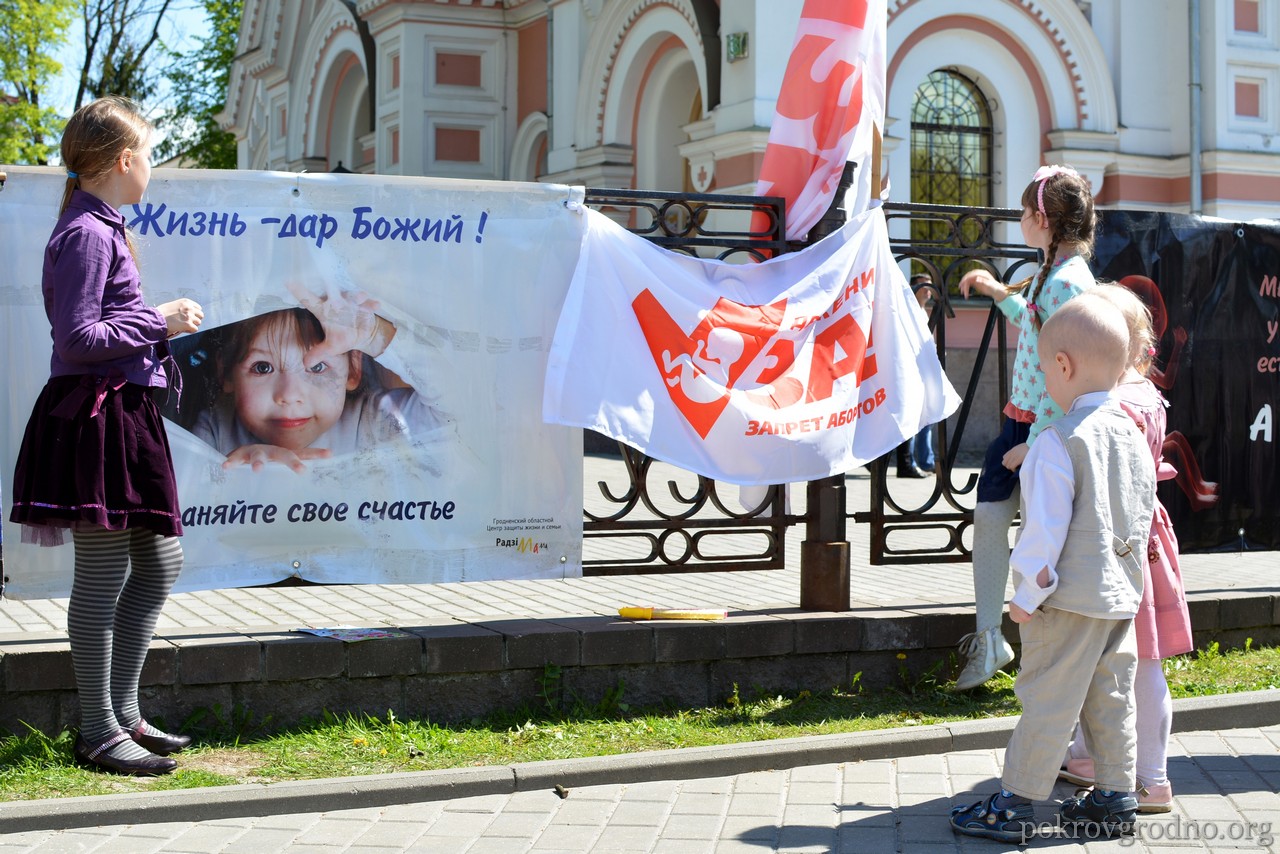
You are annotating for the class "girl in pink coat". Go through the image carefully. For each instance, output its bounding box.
[1059,283,1194,813]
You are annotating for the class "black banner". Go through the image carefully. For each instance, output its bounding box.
[1093,211,1279,551]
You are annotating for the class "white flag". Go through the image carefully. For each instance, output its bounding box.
[544,206,961,486]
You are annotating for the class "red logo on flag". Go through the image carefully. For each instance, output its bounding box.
[632,276,878,439]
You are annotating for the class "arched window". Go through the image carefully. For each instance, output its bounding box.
[910,70,993,288]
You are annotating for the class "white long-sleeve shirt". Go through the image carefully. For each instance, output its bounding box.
[1008,390,1116,615]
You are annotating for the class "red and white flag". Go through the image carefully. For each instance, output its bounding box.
[754,0,886,240]
[543,0,958,488]
[543,205,960,486]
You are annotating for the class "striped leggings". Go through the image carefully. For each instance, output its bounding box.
[68,526,183,743]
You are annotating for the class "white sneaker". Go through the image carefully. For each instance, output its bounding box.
[950,626,1015,691]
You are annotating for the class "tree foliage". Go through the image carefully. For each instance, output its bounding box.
[0,0,244,167]
[74,0,176,110]
[154,0,241,167]
[0,0,75,164]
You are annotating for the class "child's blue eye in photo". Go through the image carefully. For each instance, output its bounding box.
[250,361,274,375]
[308,361,329,374]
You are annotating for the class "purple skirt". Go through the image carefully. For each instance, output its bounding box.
[8,375,183,545]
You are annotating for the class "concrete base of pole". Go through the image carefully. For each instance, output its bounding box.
[799,540,850,611]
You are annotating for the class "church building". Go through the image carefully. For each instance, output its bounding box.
[223,0,1280,220]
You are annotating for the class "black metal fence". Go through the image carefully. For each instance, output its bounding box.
[857,202,1038,565]
[580,190,1037,575]
[580,188,799,576]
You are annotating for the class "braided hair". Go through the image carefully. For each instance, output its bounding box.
[1018,168,1096,329]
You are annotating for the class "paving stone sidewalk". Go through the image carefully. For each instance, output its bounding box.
[3,724,1277,853]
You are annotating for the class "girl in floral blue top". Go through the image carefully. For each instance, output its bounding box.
[950,166,1097,691]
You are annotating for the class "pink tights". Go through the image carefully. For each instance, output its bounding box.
[1068,658,1172,788]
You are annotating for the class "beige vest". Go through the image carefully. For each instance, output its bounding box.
[1039,399,1156,618]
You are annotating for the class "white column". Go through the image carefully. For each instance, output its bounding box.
[546,0,583,175]
[715,0,801,134]
[1113,0,1183,157]
[685,0,800,194]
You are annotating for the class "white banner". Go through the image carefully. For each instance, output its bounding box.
[1,168,585,599]
[544,205,961,485]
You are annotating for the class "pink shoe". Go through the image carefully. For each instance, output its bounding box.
[1138,781,1173,814]
[1058,758,1095,787]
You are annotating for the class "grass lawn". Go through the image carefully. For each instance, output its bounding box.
[2,640,1276,802]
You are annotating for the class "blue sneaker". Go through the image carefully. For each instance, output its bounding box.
[1059,789,1138,837]
[950,792,1035,843]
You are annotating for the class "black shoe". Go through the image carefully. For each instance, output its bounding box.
[951,792,1035,843]
[896,464,927,478]
[128,720,192,756]
[74,732,177,776]
[1059,789,1137,837]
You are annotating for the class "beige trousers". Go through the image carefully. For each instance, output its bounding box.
[1002,607,1137,800]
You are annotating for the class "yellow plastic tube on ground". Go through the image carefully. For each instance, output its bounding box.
[618,606,727,620]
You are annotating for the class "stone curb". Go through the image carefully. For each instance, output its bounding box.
[2,689,1276,834]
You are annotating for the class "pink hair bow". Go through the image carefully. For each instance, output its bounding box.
[1033,164,1080,214]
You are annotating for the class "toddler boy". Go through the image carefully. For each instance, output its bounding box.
[950,293,1155,842]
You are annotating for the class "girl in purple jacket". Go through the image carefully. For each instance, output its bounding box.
[8,97,203,776]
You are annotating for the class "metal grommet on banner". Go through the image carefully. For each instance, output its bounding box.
[1236,227,1245,238]
[293,171,306,197]
[564,185,585,212]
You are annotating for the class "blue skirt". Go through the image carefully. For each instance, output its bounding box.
[976,416,1032,504]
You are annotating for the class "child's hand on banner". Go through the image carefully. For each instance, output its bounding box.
[158,297,205,338]
[286,281,395,365]
[223,442,332,473]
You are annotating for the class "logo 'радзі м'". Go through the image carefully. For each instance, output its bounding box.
[496,537,547,553]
